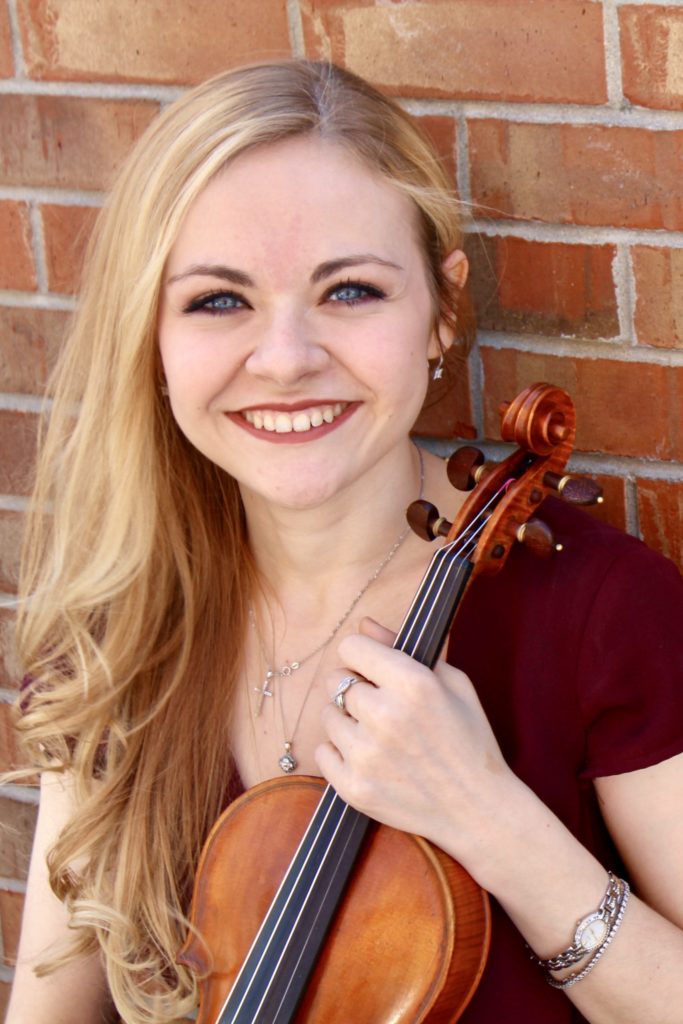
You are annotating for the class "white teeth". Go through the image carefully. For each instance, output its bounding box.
[292,412,311,432]
[242,403,348,434]
[274,414,293,433]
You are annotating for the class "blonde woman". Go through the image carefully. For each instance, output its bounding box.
[7,60,683,1024]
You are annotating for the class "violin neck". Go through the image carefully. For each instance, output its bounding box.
[217,546,473,1024]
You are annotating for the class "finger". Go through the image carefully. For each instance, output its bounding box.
[328,675,375,722]
[337,633,434,696]
[358,616,396,646]
[314,738,345,784]
[319,702,359,757]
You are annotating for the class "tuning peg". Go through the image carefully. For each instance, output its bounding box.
[407,500,452,542]
[543,471,604,506]
[516,519,563,557]
[447,446,486,492]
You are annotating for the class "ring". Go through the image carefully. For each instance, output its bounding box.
[333,675,359,714]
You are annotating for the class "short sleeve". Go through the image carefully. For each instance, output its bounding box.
[578,542,683,778]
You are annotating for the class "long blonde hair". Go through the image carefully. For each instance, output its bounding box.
[15,59,466,1022]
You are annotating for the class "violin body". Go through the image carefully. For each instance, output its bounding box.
[179,775,490,1023]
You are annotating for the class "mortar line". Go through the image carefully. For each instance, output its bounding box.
[287,0,305,56]
[477,330,683,366]
[612,243,636,346]
[466,219,683,248]
[27,203,48,293]
[602,0,625,108]
[5,0,25,78]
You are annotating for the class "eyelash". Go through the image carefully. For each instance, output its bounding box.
[181,279,386,316]
[182,291,247,316]
[324,279,386,306]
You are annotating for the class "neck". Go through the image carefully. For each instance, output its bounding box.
[240,442,422,597]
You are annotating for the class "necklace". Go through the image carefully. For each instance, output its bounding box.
[250,446,424,773]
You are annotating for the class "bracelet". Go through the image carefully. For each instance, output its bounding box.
[529,872,623,972]
[547,880,630,989]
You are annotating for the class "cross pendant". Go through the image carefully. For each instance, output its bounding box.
[254,671,275,716]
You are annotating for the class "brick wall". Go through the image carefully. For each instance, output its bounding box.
[1,0,682,1008]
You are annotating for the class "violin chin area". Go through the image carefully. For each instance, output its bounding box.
[242,403,347,434]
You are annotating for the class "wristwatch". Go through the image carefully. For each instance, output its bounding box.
[530,873,621,972]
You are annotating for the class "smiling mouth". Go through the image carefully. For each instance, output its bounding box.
[241,403,348,434]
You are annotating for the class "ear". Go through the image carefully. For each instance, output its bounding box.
[428,249,469,359]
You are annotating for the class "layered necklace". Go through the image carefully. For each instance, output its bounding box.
[250,447,424,773]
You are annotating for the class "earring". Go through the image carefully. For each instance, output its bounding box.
[432,354,444,381]
[160,383,169,396]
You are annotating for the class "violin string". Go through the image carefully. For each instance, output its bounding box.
[219,476,515,1021]
[217,785,351,1021]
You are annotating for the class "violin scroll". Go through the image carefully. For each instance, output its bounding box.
[410,384,603,576]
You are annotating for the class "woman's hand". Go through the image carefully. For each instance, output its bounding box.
[315,617,520,875]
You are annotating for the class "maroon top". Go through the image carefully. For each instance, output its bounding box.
[448,498,683,1023]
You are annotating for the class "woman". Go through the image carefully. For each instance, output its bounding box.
[7,59,683,1024]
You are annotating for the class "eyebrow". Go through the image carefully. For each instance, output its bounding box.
[310,254,403,283]
[166,254,403,288]
[166,264,254,287]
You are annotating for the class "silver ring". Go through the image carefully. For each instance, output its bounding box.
[333,675,359,714]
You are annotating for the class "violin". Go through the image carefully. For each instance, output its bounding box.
[179,383,602,1023]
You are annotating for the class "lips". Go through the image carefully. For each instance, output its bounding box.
[242,402,347,434]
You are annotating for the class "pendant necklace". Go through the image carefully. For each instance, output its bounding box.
[250,446,424,773]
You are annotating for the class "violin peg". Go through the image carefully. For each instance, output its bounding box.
[543,472,604,506]
[446,446,486,492]
[516,519,562,558]
[407,500,452,542]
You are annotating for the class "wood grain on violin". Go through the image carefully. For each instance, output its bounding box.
[179,384,601,1024]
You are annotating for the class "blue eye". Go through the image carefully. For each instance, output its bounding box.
[327,281,385,305]
[184,291,248,315]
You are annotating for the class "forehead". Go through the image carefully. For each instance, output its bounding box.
[167,136,425,273]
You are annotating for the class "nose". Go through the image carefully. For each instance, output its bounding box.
[245,310,329,388]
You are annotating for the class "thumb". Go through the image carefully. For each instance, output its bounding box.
[358,616,396,647]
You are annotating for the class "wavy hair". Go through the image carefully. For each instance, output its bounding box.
[14,59,467,1022]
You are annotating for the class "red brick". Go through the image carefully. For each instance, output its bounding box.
[412,347,474,440]
[0,889,24,966]
[621,5,683,112]
[0,2,13,78]
[467,236,618,339]
[417,116,458,189]
[0,795,37,881]
[0,307,68,393]
[18,0,291,84]
[0,410,39,495]
[0,202,36,292]
[632,246,683,350]
[0,95,159,191]
[469,120,683,230]
[0,509,23,593]
[0,702,27,775]
[303,0,606,104]
[41,204,98,295]
[636,478,682,570]
[480,348,683,461]
[0,981,10,1020]
[0,606,21,690]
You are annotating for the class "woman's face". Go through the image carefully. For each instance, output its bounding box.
[158,135,445,511]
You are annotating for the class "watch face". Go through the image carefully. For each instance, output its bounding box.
[576,913,608,952]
